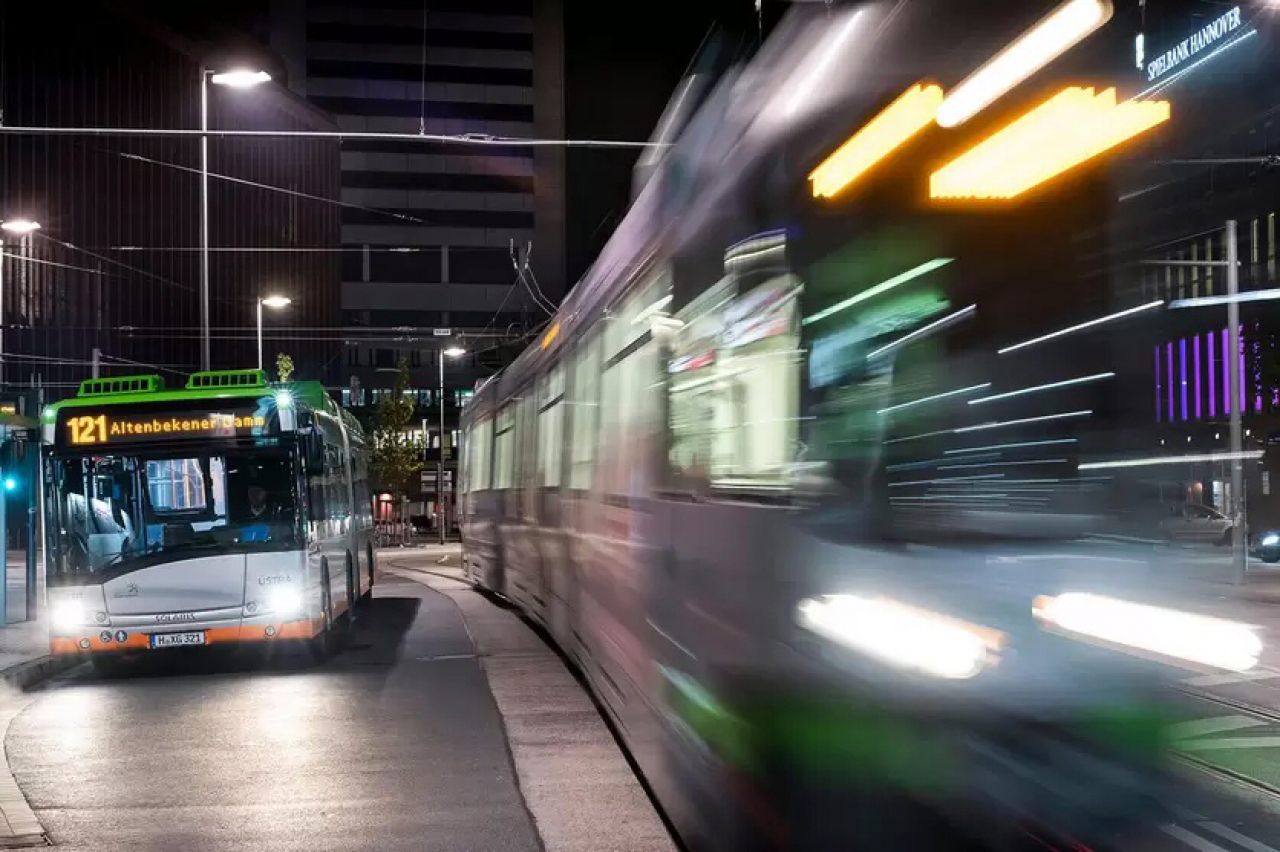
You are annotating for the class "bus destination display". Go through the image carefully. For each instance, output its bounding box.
[60,408,271,447]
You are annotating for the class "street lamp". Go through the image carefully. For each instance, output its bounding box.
[0,220,41,387]
[256,294,291,371]
[201,67,271,371]
[438,346,466,544]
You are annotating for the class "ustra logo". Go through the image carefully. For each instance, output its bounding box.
[155,612,198,623]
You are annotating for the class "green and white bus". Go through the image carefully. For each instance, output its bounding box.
[40,369,375,663]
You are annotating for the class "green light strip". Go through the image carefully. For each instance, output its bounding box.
[802,257,954,326]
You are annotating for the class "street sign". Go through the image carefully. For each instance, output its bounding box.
[433,328,452,336]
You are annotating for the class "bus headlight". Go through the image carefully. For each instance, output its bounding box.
[265,586,303,617]
[51,600,89,630]
[797,594,1004,679]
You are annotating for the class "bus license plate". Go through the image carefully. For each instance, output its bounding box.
[150,631,206,649]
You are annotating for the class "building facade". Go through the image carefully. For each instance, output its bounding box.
[268,0,567,523]
[0,1,343,405]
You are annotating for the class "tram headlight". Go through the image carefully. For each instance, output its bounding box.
[796,594,1004,679]
[1033,592,1261,672]
[264,586,303,617]
[51,600,89,630]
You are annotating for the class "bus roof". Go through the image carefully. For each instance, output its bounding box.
[42,369,342,422]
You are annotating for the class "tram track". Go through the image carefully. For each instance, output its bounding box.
[1174,686,1280,803]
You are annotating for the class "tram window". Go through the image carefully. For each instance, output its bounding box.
[668,272,802,491]
[599,272,667,497]
[538,365,565,488]
[568,335,601,490]
[468,417,494,491]
[494,404,516,490]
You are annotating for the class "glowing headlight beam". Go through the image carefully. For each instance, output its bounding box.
[998,300,1163,354]
[798,594,1004,679]
[1169,288,1280,309]
[1078,450,1263,470]
[810,82,944,199]
[932,87,1169,199]
[801,258,953,326]
[969,372,1115,405]
[868,304,976,360]
[935,0,1114,128]
[954,409,1091,434]
[877,382,991,415]
[1034,592,1261,672]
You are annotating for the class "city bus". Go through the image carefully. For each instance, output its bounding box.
[41,369,375,666]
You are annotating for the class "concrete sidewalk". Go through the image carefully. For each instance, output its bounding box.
[380,547,676,852]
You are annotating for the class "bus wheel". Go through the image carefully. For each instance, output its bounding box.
[304,561,336,663]
[344,553,358,619]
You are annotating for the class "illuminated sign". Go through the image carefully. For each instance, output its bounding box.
[1145,6,1242,82]
[59,408,271,448]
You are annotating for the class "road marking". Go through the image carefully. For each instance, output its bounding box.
[1202,821,1280,852]
[1170,715,1266,739]
[1179,735,1280,752]
[1185,668,1280,688]
[1162,823,1231,851]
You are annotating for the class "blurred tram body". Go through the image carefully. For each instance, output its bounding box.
[461,3,1213,849]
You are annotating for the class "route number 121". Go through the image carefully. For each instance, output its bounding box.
[67,415,108,445]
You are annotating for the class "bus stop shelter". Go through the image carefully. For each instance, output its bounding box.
[0,411,39,624]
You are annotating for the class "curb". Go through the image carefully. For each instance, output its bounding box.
[0,654,77,694]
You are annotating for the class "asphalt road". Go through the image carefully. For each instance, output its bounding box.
[5,575,543,851]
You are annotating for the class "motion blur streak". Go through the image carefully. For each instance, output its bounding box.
[1078,450,1265,470]
[866,304,976,359]
[931,88,1170,199]
[876,382,991,415]
[1034,593,1262,672]
[998,299,1164,354]
[801,257,953,326]
[1169,287,1280,309]
[944,438,1078,454]
[954,409,1092,433]
[969,372,1116,405]
[935,0,1114,128]
[797,594,1003,679]
[809,83,944,199]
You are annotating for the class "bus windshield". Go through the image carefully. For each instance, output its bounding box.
[46,447,301,581]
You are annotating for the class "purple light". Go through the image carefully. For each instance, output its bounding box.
[1154,345,1162,422]
[1222,328,1231,415]
[1194,334,1202,419]
[1167,341,1175,422]
[1239,328,1247,413]
[1180,338,1188,421]
[1207,332,1216,418]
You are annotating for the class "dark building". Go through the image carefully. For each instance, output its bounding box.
[267,0,567,522]
[0,1,342,405]
[268,0,566,395]
[1089,1,1280,531]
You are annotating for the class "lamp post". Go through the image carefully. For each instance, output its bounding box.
[439,346,466,544]
[201,68,271,371]
[0,220,41,389]
[255,294,291,371]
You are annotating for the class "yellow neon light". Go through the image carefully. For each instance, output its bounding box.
[541,322,561,350]
[930,87,1169,200]
[810,82,944,199]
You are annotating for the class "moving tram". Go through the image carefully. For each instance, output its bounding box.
[462,3,1251,848]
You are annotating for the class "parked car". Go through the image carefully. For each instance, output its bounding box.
[1159,504,1234,545]
[1254,529,1280,563]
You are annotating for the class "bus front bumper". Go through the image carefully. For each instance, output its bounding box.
[50,614,327,655]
